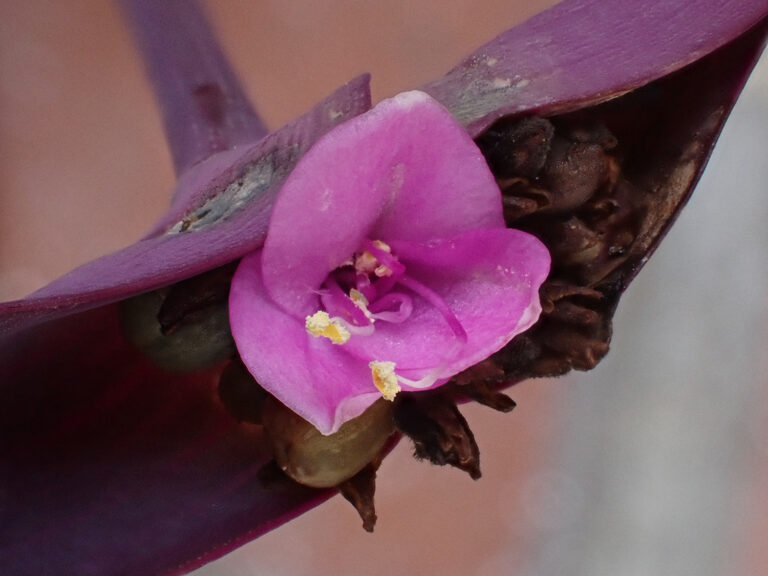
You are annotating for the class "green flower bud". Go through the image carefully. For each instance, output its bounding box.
[120,289,235,372]
[263,398,394,488]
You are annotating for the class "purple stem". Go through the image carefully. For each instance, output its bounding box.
[117,0,268,175]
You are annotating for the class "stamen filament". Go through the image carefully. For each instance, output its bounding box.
[396,275,468,342]
[368,292,413,323]
[321,275,371,327]
[337,318,375,336]
[396,367,443,389]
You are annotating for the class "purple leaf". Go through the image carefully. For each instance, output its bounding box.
[423,0,768,136]
[0,306,333,576]
[0,75,371,339]
[0,77,371,575]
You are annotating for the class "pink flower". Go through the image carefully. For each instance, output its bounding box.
[229,91,550,434]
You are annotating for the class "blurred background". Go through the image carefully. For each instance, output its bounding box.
[1,2,766,575]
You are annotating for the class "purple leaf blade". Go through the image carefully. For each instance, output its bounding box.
[0,75,371,340]
[0,305,334,576]
[0,76,371,576]
[423,0,768,136]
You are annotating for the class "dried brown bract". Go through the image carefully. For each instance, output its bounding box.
[393,392,481,480]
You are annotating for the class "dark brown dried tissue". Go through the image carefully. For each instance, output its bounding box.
[147,50,737,531]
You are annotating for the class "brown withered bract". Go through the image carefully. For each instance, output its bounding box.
[337,459,382,533]
[393,392,481,481]
[455,26,760,391]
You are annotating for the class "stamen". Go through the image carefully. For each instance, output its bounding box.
[349,289,374,321]
[354,251,379,275]
[369,360,401,401]
[374,265,393,277]
[338,320,375,337]
[372,240,392,253]
[368,292,413,323]
[397,368,442,389]
[364,240,406,276]
[305,311,351,344]
[321,276,371,327]
[396,275,468,342]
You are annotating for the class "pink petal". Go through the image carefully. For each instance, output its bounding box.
[341,228,549,385]
[229,251,381,434]
[261,91,504,317]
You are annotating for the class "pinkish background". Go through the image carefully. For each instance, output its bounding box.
[1,2,766,575]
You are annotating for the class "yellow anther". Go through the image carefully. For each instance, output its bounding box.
[374,265,393,277]
[354,251,378,275]
[354,240,394,276]
[372,240,392,253]
[372,240,393,276]
[369,360,401,401]
[305,311,351,344]
[349,289,369,307]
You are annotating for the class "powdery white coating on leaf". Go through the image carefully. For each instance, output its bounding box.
[229,91,550,434]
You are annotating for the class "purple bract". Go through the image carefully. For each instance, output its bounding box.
[230,91,550,434]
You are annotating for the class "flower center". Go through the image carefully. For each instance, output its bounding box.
[305,239,467,400]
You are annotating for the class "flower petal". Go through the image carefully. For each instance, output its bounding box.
[341,228,550,385]
[261,91,504,316]
[230,251,381,434]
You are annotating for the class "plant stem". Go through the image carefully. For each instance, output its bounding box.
[117,0,268,175]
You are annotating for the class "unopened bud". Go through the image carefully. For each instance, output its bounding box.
[263,398,394,488]
[120,289,235,372]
